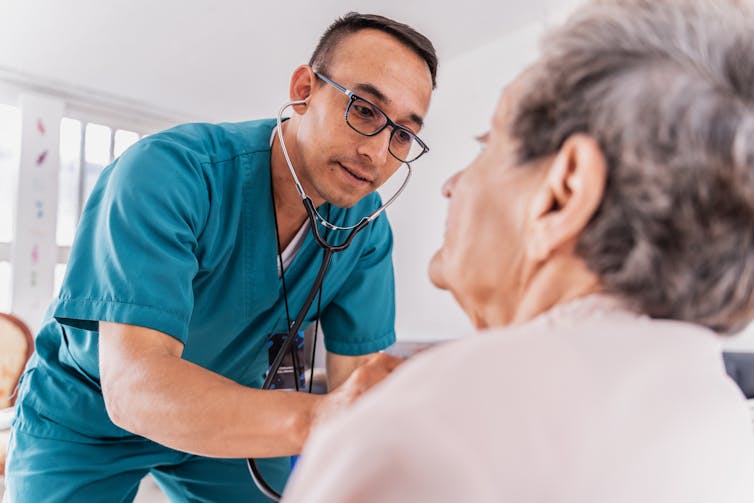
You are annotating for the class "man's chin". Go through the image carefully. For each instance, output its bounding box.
[321,188,370,209]
[428,250,449,290]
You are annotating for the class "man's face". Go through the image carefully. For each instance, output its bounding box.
[294,29,433,208]
[428,75,550,324]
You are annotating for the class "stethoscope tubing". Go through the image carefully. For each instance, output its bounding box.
[262,246,333,389]
[248,101,414,501]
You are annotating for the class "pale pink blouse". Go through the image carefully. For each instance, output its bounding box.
[284,295,754,503]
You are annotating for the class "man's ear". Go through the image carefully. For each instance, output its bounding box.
[288,65,316,115]
[526,134,607,261]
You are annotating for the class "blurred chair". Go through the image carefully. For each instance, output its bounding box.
[0,313,34,476]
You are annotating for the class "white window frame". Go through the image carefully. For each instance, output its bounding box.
[0,68,185,330]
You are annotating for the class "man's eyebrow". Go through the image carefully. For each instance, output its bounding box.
[354,82,389,105]
[353,82,424,129]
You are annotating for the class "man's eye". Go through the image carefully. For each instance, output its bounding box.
[354,104,375,118]
[394,129,413,145]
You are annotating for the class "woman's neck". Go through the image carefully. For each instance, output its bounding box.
[470,254,603,329]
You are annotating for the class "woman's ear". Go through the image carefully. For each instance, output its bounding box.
[526,134,607,261]
[288,65,315,115]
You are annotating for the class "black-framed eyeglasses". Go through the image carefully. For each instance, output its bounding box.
[315,72,429,163]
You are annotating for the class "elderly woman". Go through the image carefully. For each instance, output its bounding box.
[283,0,754,501]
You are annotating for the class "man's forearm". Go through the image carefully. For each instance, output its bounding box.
[103,352,321,458]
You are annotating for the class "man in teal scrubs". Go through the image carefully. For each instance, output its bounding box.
[4,13,437,502]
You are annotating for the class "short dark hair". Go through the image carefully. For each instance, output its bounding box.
[309,12,438,89]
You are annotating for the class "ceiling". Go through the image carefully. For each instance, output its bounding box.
[0,0,548,124]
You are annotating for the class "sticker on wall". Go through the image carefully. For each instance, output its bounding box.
[36,149,48,166]
[11,94,64,332]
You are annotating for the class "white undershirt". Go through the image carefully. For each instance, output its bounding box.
[278,221,308,276]
[270,126,309,276]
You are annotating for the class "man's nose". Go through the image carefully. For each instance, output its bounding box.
[357,128,391,166]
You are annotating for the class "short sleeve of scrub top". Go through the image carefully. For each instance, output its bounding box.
[320,209,395,356]
[53,137,208,343]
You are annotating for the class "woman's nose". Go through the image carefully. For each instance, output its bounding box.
[442,171,463,198]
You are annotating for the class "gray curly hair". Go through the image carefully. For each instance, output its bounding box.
[510,0,754,332]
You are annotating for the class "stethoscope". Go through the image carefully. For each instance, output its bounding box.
[246,100,412,501]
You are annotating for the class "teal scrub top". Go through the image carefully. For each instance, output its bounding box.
[17,118,396,441]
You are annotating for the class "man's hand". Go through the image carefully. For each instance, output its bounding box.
[312,353,402,427]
